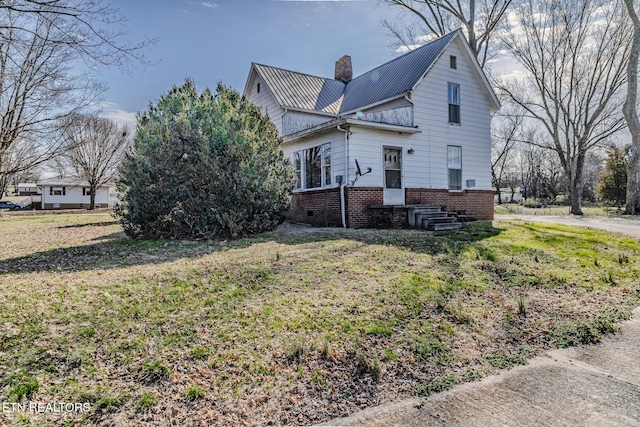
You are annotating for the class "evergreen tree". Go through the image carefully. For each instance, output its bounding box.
[597,145,629,208]
[116,80,293,239]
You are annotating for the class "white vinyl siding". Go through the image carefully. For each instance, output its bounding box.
[345,37,491,191]
[283,110,334,135]
[245,72,285,135]
[410,36,492,190]
[345,127,411,188]
[41,185,110,206]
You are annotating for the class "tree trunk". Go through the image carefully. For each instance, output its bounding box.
[89,184,97,210]
[624,0,640,215]
[570,152,585,215]
[628,150,640,214]
[492,171,503,204]
[0,176,8,200]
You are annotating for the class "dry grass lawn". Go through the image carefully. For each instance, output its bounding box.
[1,212,639,426]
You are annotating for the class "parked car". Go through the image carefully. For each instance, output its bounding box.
[0,201,21,210]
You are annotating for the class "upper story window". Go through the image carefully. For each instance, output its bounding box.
[293,143,331,190]
[450,55,457,69]
[448,83,460,124]
[447,146,462,190]
[257,82,260,93]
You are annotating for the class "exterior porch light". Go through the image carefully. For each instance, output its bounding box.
[407,148,415,154]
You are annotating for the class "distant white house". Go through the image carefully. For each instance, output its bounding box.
[243,29,499,228]
[494,191,523,204]
[37,179,114,209]
[17,183,41,196]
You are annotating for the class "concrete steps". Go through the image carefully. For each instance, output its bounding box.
[408,205,463,231]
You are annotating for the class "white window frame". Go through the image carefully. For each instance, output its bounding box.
[293,151,302,190]
[448,145,462,191]
[50,186,66,196]
[292,142,332,191]
[448,83,461,124]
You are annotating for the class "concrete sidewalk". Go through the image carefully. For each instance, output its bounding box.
[320,307,640,427]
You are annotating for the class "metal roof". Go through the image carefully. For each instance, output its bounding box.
[253,64,345,114]
[339,31,457,113]
[252,31,458,115]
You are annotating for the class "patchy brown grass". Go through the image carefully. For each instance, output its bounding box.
[1,213,639,426]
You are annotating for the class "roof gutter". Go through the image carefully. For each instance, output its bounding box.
[343,119,421,134]
[281,106,338,117]
[283,118,420,144]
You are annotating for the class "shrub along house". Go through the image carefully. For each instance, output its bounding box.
[243,30,499,228]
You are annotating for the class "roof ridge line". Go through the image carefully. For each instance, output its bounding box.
[348,30,459,83]
[253,62,340,83]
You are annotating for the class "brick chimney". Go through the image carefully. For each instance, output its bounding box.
[335,55,352,82]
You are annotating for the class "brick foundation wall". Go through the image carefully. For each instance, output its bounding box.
[345,187,383,228]
[288,188,342,226]
[405,189,494,220]
[367,206,409,229]
[288,187,494,228]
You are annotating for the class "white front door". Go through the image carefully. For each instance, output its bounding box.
[383,147,404,205]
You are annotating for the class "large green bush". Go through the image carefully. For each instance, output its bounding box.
[115,80,293,239]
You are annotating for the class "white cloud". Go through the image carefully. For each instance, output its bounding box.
[414,33,439,44]
[395,44,422,54]
[201,1,217,8]
[98,102,138,132]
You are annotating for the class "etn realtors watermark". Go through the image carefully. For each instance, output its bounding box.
[1,402,90,413]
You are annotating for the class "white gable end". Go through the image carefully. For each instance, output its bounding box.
[244,68,285,135]
[410,36,492,190]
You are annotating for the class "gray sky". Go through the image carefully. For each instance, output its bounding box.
[97,0,410,129]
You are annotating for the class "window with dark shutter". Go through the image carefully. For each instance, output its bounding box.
[450,55,457,69]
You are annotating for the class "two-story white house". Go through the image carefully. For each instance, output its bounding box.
[243,30,499,228]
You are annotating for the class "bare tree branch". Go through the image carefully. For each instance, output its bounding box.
[0,0,156,70]
[0,1,152,195]
[379,0,513,67]
[495,0,631,214]
[59,113,129,209]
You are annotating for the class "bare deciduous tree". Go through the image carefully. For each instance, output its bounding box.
[496,0,631,215]
[0,0,153,69]
[622,0,640,214]
[0,139,44,198]
[0,1,152,201]
[491,110,522,203]
[380,0,513,67]
[0,12,104,196]
[60,114,129,209]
